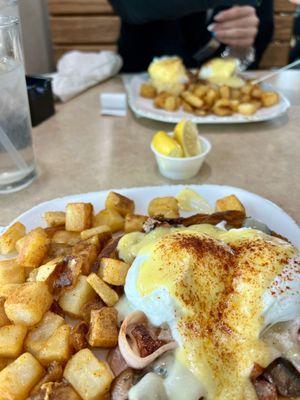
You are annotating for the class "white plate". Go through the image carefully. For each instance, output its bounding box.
[8,184,299,247]
[124,73,291,124]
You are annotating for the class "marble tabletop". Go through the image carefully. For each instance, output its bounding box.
[1,70,299,226]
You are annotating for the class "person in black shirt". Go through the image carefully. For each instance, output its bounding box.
[108,0,274,72]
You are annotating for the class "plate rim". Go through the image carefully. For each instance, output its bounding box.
[125,73,291,124]
[7,184,299,246]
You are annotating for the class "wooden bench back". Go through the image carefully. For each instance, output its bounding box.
[48,0,296,68]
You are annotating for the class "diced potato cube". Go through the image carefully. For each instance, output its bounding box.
[64,349,113,400]
[44,226,62,239]
[66,203,93,232]
[59,275,96,317]
[124,214,148,233]
[38,324,71,365]
[81,225,111,241]
[105,192,135,217]
[0,222,26,255]
[215,194,246,214]
[0,258,25,285]
[148,197,179,218]
[87,273,118,307]
[93,209,124,233]
[261,91,279,107]
[72,242,98,275]
[0,325,27,358]
[0,283,21,299]
[25,311,65,357]
[0,352,44,400]
[87,307,118,348]
[17,229,50,268]
[44,211,66,227]
[52,230,81,245]
[5,282,53,326]
[98,258,130,286]
[0,298,10,327]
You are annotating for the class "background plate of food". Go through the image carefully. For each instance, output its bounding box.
[124,57,290,124]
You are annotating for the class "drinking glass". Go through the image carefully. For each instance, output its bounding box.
[0,15,37,193]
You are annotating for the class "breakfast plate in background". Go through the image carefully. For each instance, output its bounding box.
[123,73,290,124]
[7,184,299,246]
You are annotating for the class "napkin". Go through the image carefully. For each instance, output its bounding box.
[52,51,123,102]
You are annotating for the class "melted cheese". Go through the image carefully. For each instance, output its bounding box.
[119,226,296,400]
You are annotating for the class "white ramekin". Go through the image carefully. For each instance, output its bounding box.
[151,134,211,180]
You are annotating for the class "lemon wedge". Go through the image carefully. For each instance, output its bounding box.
[151,131,183,157]
[173,119,201,157]
[176,188,214,213]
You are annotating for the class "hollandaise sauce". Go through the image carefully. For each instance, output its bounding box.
[118,226,296,400]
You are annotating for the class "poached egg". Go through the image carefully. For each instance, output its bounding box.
[117,225,299,400]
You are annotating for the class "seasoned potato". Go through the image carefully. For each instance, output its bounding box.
[87,307,118,347]
[17,229,50,269]
[213,99,232,116]
[0,283,21,299]
[70,321,88,352]
[59,275,96,317]
[251,86,262,99]
[148,196,179,218]
[261,91,279,107]
[0,353,44,400]
[219,85,230,99]
[240,94,251,103]
[194,109,208,117]
[87,273,119,307]
[182,100,194,113]
[98,258,130,286]
[250,99,262,109]
[204,88,218,107]
[193,84,209,98]
[153,92,168,109]
[44,211,66,227]
[229,100,240,112]
[80,225,111,241]
[93,209,124,233]
[140,83,157,99]
[0,222,26,255]
[66,202,93,232]
[231,88,241,100]
[5,282,53,326]
[124,214,148,233]
[0,298,10,327]
[181,91,203,108]
[105,192,135,217]
[38,324,71,365]
[25,311,65,357]
[215,194,246,214]
[52,230,81,245]
[80,299,104,324]
[0,258,25,285]
[72,242,98,275]
[237,102,257,116]
[241,83,253,95]
[0,325,27,358]
[164,95,180,112]
[63,349,113,400]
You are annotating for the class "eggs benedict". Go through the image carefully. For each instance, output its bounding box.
[199,57,245,88]
[116,224,299,400]
[148,56,188,95]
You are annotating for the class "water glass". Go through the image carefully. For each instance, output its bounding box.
[0,15,37,193]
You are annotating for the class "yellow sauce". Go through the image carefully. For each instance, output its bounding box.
[118,225,296,400]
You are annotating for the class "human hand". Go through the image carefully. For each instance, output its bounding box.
[210,6,259,48]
